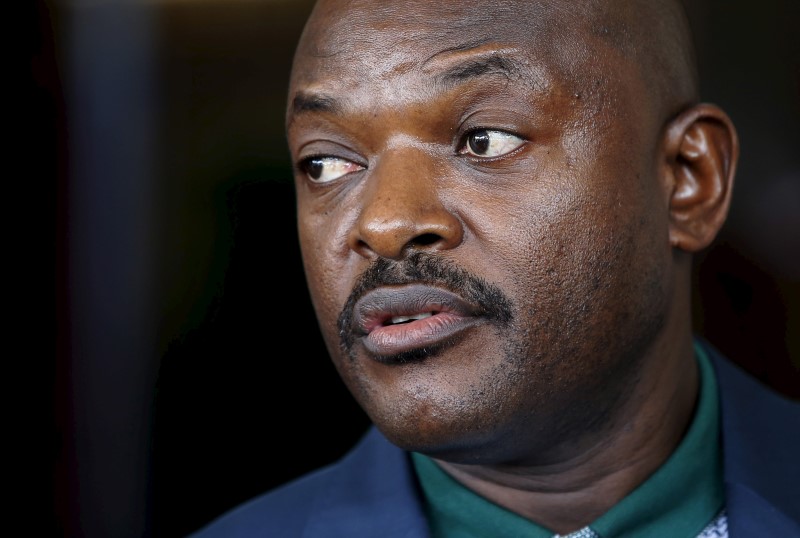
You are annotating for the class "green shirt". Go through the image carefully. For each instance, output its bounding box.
[411,341,724,538]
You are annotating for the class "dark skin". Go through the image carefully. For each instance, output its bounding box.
[286,0,738,533]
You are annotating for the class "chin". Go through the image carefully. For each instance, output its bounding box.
[365,399,519,463]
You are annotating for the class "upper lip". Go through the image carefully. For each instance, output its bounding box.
[352,284,480,335]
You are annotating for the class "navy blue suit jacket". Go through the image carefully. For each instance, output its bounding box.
[192,341,800,537]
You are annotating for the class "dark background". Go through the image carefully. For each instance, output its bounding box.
[32,0,798,536]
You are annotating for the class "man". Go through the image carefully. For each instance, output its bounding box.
[192,0,799,536]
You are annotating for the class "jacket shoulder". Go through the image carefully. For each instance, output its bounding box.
[189,427,430,538]
[188,459,341,537]
[701,339,800,533]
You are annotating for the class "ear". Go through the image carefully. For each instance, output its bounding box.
[662,103,739,252]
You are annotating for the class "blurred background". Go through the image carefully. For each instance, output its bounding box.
[31,0,798,536]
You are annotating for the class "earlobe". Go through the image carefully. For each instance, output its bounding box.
[664,104,739,252]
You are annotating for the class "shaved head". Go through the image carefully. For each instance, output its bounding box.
[581,0,699,116]
[290,0,699,128]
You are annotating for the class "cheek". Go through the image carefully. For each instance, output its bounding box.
[298,213,349,341]
[500,162,669,343]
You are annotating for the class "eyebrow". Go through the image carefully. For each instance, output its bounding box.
[291,92,341,116]
[435,55,522,87]
[287,52,527,125]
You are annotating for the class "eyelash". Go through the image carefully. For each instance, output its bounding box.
[298,155,365,183]
[457,128,527,158]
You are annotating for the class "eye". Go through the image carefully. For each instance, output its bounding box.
[299,156,364,183]
[460,129,525,158]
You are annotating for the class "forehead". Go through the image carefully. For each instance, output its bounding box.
[296,0,578,60]
[288,0,623,109]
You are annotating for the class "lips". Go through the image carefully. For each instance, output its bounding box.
[352,284,482,358]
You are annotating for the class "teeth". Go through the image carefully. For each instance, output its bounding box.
[389,312,433,325]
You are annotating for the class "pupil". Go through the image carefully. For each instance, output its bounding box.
[307,159,324,179]
[468,131,490,154]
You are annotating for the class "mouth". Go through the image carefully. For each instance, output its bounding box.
[352,284,482,359]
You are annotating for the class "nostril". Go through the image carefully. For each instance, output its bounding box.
[411,233,441,247]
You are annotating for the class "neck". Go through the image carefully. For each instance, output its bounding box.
[434,330,699,534]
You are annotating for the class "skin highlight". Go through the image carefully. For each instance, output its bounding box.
[286,0,738,533]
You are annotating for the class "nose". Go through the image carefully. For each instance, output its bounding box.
[348,149,463,260]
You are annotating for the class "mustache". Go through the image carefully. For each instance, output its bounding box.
[337,252,514,352]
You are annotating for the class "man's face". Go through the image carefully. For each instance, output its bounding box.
[287,0,677,464]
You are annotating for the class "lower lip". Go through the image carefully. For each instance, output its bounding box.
[361,312,480,357]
